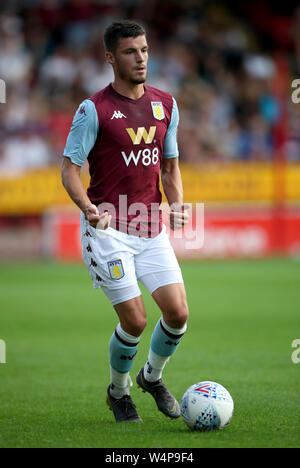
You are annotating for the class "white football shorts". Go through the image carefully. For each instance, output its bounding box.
[80,213,184,306]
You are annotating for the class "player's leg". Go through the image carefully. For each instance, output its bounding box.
[80,215,145,422]
[135,228,188,418]
[144,282,188,382]
[114,294,147,337]
[136,281,188,418]
[106,295,147,423]
[109,295,147,399]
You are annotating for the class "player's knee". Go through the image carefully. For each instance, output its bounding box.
[123,315,147,338]
[174,306,189,329]
[134,316,147,336]
[165,301,189,329]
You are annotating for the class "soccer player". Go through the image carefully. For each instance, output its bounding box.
[61,20,190,423]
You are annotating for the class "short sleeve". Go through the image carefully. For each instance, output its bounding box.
[63,99,99,166]
[163,97,179,159]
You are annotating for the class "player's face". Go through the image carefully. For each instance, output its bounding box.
[109,35,148,85]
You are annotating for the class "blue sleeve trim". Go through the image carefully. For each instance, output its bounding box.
[63,99,99,166]
[163,97,179,159]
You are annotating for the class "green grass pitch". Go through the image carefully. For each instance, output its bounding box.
[0,259,299,448]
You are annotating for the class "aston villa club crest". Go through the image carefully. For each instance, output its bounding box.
[108,259,125,280]
[151,101,165,120]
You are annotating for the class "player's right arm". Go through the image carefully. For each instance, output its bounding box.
[61,99,110,229]
[61,157,101,227]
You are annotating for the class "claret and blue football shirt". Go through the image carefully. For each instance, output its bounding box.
[64,83,180,236]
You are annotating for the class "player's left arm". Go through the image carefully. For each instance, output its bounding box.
[161,157,190,230]
[161,97,190,230]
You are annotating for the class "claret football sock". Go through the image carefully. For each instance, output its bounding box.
[109,323,140,399]
[143,318,187,382]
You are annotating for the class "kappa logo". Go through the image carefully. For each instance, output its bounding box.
[126,126,156,145]
[78,105,86,116]
[111,110,127,119]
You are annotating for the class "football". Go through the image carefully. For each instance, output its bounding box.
[180,381,234,431]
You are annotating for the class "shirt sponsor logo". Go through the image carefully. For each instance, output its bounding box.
[126,126,156,145]
[151,102,165,120]
[111,110,127,119]
[122,126,159,166]
[121,147,159,167]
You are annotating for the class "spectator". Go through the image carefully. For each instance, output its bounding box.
[0,0,297,173]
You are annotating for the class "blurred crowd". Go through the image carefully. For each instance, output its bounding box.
[0,0,299,175]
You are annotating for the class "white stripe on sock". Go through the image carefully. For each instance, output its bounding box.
[161,318,187,336]
[116,323,141,345]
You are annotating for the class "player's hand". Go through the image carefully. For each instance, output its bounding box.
[169,203,190,231]
[97,212,112,230]
[85,204,111,230]
[84,204,100,228]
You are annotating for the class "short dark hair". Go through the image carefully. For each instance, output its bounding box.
[104,20,146,53]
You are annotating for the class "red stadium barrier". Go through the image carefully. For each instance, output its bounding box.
[43,206,300,261]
